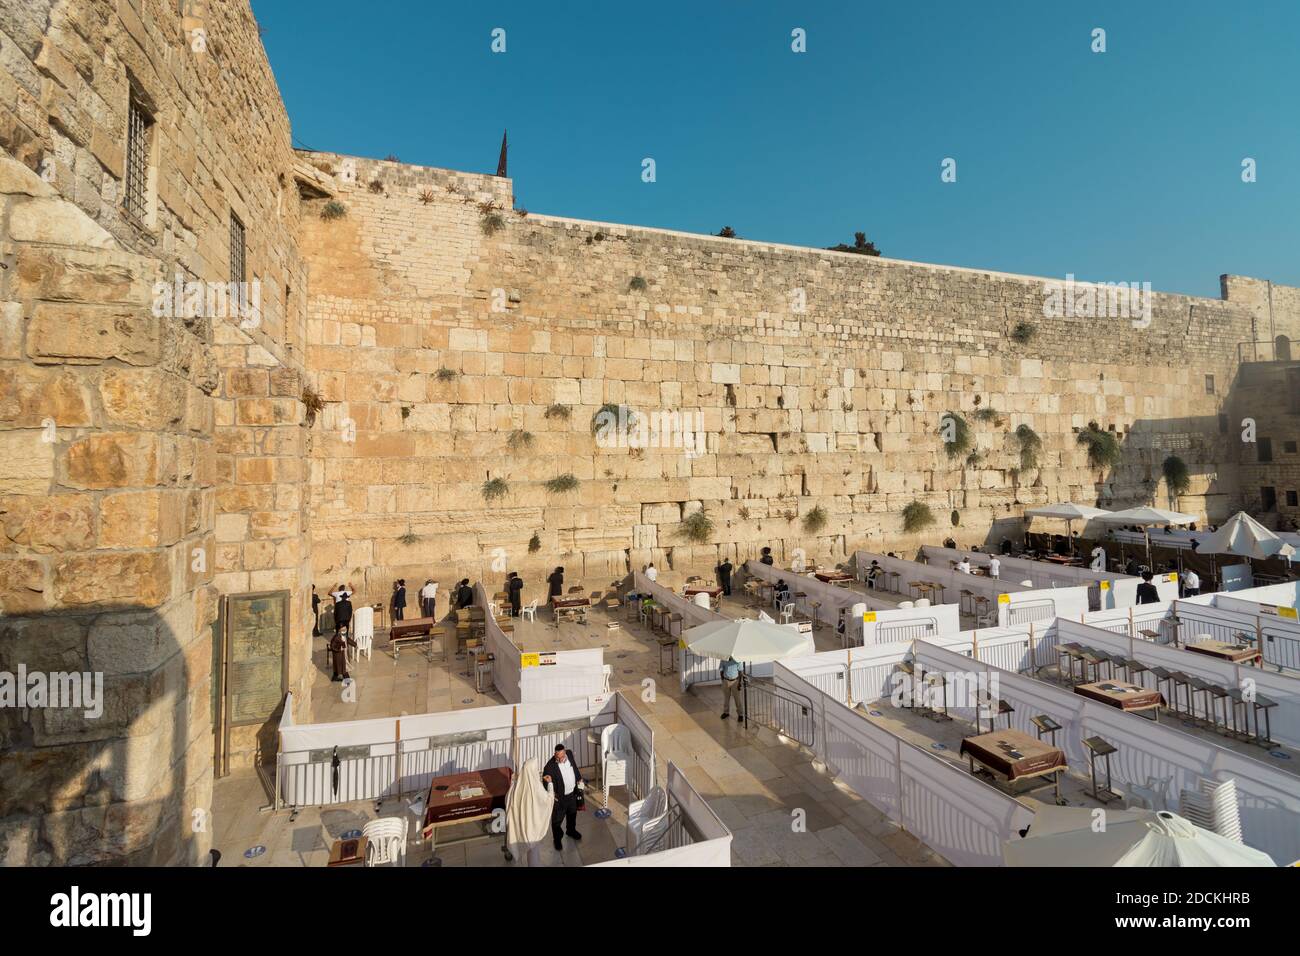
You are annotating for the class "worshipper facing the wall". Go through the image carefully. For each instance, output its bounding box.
[331,593,355,681]
[836,609,847,643]
[547,567,565,602]
[1000,538,1013,555]
[392,579,407,622]
[866,560,882,588]
[1183,569,1201,597]
[717,558,734,596]
[456,578,474,609]
[719,656,744,720]
[1136,571,1160,605]
[330,582,352,604]
[943,536,957,549]
[760,547,774,566]
[507,571,524,616]
[644,563,658,583]
[988,556,1000,579]
[419,579,438,618]
[541,744,585,852]
[312,585,321,637]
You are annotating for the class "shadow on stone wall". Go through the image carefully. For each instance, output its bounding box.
[0,605,203,867]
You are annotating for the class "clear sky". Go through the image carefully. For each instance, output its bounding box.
[252,0,1299,298]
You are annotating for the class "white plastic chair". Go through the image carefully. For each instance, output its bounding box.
[780,602,795,624]
[898,600,914,609]
[915,598,931,608]
[521,599,539,622]
[602,664,613,694]
[352,605,374,662]
[600,723,632,808]
[362,816,408,867]
[1127,775,1172,811]
[628,786,669,853]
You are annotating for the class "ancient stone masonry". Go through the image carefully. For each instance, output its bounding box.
[298,150,1298,601]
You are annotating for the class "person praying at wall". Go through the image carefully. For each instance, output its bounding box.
[988,556,1000,579]
[1000,538,1013,555]
[330,582,352,604]
[644,563,658,583]
[836,608,847,643]
[392,579,407,622]
[312,585,321,637]
[508,571,524,616]
[943,536,957,550]
[717,558,733,596]
[331,593,355,681]
[547,567,565,603]
[760,547,775,566]
[420,578,438,618]
[456,578,474,609]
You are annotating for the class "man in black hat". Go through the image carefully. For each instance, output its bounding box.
[716,558,733,596]
[541,744,585,851]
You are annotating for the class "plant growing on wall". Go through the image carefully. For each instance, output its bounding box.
[1014,424,1042,471]
[367,178,384,194]
[1077,421,1122,476]
[715,226,738,238]
[398,530,419,546]
[1011,321,1036,344]
[738,505,751,520]
[481,210,505,235]
[973,406,1002,424]
[680,510,714,543]
[320,200,347,221]
[591,403,638,436]
[481,477,509,501]
[825,231,882,256]
[544,403,571,420]
[902,501,935,534]
[506,429,534,452]
[528,533,542,553]
[300,385,324,427]
[1162,455,1191,504]
[939,411,972,459]
[629,276,648,291]
[544,474,579,494]
[436,367,458,382]
[418,187,436,205]
[803,505,828,534]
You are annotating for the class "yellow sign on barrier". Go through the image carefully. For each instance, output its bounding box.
[1281,606,1298,621]
[998,594,1011,604]
[1100,580,1110,591]
[520,653,540,668]
[862,611,877,623]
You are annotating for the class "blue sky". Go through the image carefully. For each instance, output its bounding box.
[253,0,1299,298]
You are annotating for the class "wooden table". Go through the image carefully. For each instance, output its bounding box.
[1186,639,1261,666]
[959,728,1067,803]
[421,768,514,858]
[684,585,723,609]
[327,835,369,866]
[814,571,853,586]
[388,617,444,661]
[553,596,591,625]
[1074,679,1164,720]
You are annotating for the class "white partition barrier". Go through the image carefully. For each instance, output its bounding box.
[776,661,1034,866]
[778,644,911,706]
[589,761,731,867]
[1110,572,1180,609]
[854,549,1029,607]
[1167,600,1300,671]
[276,695,619,809]
[920,544,1144,610]
[911,640,1300,865]
[745,560,960,643]
[473,582,605,703]
[1000,586,1091,627]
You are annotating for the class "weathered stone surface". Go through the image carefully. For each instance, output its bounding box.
[0,430,55,494]
[52,551,173,608]
[27,302,160,366]
[0,494,96,552]
[99,490,185,548]
[62,432,160,489]
[0,366,93,426]
[98,367,186,429]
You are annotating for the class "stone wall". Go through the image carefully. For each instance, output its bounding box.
[0,0,311,864]
[298,151,1283,605]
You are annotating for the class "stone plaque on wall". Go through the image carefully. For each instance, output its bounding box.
[225,591,288,726]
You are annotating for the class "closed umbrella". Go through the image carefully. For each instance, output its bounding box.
[1004,806,1275,867]
[1195,511,1296,561]
[684,619,807,729]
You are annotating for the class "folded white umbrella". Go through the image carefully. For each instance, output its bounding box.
[1194,511,1296,560]
[683,618,806,663]
[1003,806,1276,867]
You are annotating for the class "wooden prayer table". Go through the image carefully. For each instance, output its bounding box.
[959,728,1067,803]
[327,835,369,867]
[814,571,853,586]
[420,767,514,859]
[388,617,444,661]
[1185,638,1261,666]
[1073,679,1164,721]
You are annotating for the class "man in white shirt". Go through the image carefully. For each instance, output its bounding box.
[1183,569,1201,597]
[957,556,972,574]
[419,579,438,618]
[988,557,1000,579]
[645,563,658,583]
[1090,546,1106,572]
[541,744,585,851]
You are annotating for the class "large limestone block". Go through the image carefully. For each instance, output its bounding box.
[52,551,173,609]
[0,557,49,614]
[100,490,185,549]
[0,430,56,494]
[8,196,115,248]
[0,366,93,427]
[28,303,160,366]
[98,367,186,429]
[62,432,161,489]
[0,493,96,552]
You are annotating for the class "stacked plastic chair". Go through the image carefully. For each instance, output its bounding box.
[1179,778,1243,844]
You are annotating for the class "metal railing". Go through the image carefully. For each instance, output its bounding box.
[1006,599,1056,627]
[877,618,941,642]
[743,678,816,747]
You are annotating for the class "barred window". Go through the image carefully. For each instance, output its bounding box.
[229,212,246,309]
[124,94,153,222]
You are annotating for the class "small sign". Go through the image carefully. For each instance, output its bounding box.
[1165,573,1178,583]
[862,611,877,623]
[998,594,1011,604]
[1280,606,1298,621]
[1259,604,1278,617]
[1100,581,1110,591]
[521,653,539,668]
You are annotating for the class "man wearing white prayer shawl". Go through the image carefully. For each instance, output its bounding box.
[505,757,553,865]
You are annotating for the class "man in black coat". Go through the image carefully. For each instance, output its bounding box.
[507,571,524,616]
[541,744,584,851]
[717,559,733,596]
[456,579,474,609]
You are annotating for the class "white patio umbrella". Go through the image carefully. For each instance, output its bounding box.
[1099,506,1198,568]
[1004,806,1276,867]
[684,618,807,729]
[1025,503,1111,554]
[1195,511,1296,561]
